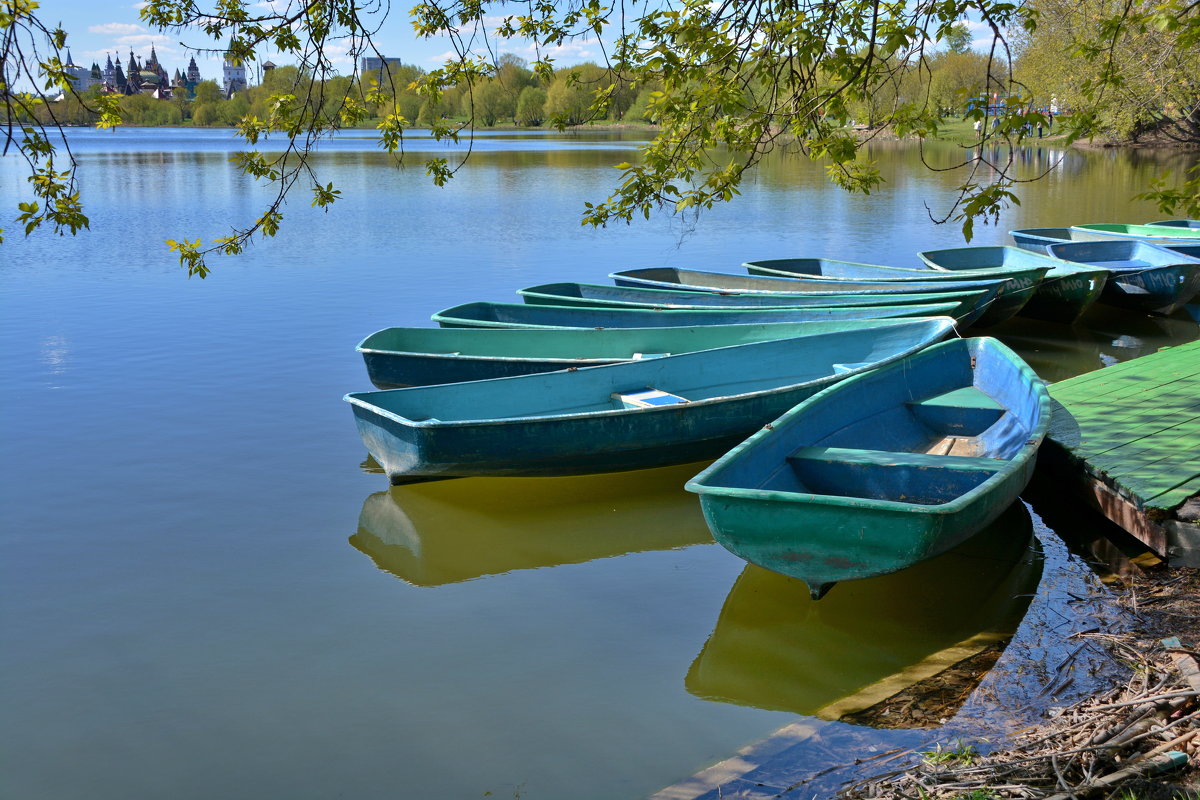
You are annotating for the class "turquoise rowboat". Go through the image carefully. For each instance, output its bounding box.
[1010,227,1149,252]
[518,281,995,327]
[431,300,964,329]
[743,257,1047,328]
[1164,244,1200,260]
[611,266,1002,296]
[1074,223,1200,240]
[1046,240,1200,315]
[917,246,1105,324]
[1149,220,1200,230]
[345,317,957,484]
[357,321,918,389]
[686,337,1050,599]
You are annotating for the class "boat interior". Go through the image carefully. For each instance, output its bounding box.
[721,345,1043,507]
[347,323,954,424]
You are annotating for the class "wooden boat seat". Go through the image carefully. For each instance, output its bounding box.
[631,352,671,359]
[906,386,1005,435]
[788,446,1006,473]
[832,361,873,374]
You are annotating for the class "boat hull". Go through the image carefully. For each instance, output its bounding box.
[520,281,992,327]
[1074,223,1200,240]
[1046,240,1200,315]
[917,246,1101,324]
[357,321,906,388]
[431,300,963,329]
[745,257,1043,328]
[686,337,1050,598]
[345,319,957,483]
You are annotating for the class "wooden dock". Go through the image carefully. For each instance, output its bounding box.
[1037,340,1200,563]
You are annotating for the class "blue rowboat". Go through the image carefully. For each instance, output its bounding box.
[345,317,957,484]
[1074,223,1200,240]
[685,337,1050,599]
[431,300,964,329]
[1010,227,1143,252]
[1046,240,1200,315]
[357,321,914,389]
[518,281,995,326]
[1149,220,1200,230]
[917,246,1104,324]
[743,257,1045,328]
[1163,244,1200,260]
[611,266,1002,296]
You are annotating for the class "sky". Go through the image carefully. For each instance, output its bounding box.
[44,0,606,82]
[44,0,996,83]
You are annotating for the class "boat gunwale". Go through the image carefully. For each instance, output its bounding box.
[429,300,967,327]
[519,284,993,310]
[745,258,1051,283]
[1072,223,1200,241]
[684,337,1052,516]
[344,318,959,429]
[610,267,1005,295]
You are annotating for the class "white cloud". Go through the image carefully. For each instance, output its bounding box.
[427,38,600,66]
[88,22,145,35]
[509,39,600,63]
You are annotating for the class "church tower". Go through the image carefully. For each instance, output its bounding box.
[125,51,141,95]
[222,53,248,97]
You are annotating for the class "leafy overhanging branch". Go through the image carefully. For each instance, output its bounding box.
[3,0,1199,274]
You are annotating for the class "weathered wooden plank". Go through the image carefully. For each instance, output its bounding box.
[1040,340,1200,551]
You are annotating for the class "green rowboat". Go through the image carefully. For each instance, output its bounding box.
[686,337,1050,599]
[345,317,957,484]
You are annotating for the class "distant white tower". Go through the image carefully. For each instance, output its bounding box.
[222,54,248,97]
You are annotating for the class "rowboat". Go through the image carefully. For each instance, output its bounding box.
[1046,240,1200,315]
[345,317,957,484]
[1010,227,1143,251]
[611,266,1002,296]
[518,281,995,326]
[358,320,912,389]
[1149,220,1200,230]
[917,246,1105,324]
[1164,244,1200,260]
[744,257,1046,328]
[1074,223,1200,240]
[685,337,1050,599]
[431,300,964,329]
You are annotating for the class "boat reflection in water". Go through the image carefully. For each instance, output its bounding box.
[350,462,713,586]
[686,502,1042,722]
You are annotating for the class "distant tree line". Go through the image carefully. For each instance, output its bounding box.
[31,57,657,129]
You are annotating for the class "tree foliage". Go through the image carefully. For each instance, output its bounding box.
[3,0,1199,272]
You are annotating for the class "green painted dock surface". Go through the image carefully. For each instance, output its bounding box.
[1043,340,1200,540]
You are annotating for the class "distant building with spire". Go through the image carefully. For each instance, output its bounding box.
[58,43,216,100]
[222,54,248,97]
[62,48,99,92]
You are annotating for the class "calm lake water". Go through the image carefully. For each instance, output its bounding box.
[2,127,1197,800]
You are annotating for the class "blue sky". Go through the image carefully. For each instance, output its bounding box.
[46,0,994,82]
[46,0,606,81]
